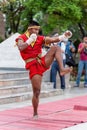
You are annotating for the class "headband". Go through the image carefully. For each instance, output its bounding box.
[28,26,40,30]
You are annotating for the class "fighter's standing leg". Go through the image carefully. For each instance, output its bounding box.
[31,74,42,117]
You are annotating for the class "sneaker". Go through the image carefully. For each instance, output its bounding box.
[84,84,87,88]
[74,84,79,87]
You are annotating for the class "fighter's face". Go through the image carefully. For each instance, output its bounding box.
[29,28,39,35]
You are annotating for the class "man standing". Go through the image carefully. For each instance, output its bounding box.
[15,21,72,118]
[74,36,87,87]
[50,37,75,90]
[50,40,66,90]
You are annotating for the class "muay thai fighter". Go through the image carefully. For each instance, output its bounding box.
[15,21,72,118]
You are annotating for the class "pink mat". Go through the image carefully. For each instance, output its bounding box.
[0,95,87,130]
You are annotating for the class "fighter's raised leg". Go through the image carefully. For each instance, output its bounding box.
[45,46,72,75]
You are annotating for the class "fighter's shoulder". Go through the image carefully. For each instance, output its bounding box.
[37,35,45,41]
[15,34,26,42]
[38,35,44,39]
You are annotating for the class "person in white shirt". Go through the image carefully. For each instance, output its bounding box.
[50,40,66,89]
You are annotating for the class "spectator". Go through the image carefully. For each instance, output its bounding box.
[65,39,76,58]
[74,36,87,87]
[65,39,76,67]
[50,40,66,90]
[50,34,74,90]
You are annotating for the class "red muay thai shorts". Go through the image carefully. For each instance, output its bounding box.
[25,56,50,79]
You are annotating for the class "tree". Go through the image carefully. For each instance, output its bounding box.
[0,0,25,35]
[47,0,87,38]
[22,0,86,37]
[77,0,87,37]
[0,0,87,38]
[20,0,53,33]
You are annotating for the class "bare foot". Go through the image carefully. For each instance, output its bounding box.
[60,67,73,76]
[33,114,38,120]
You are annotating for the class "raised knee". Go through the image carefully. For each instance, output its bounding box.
[50,46,57,50]
[50,46,60,51]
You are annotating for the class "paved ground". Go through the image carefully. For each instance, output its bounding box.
[0,86,87,111]
[0,89,87,130]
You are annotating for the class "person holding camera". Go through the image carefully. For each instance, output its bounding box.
[50,31,73,90]
[74,36,87,87]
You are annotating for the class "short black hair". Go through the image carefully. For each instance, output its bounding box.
[29,20,40,27]
[82,34,87,39]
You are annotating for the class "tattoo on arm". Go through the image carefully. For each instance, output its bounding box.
[17,39,28,51]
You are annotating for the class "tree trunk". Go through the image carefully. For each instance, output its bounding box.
[78,23,86,38]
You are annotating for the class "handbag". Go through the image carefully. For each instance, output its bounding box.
[65,54,76,67]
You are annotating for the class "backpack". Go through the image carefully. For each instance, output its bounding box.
[58,41,76,67]
[65,41,76,67]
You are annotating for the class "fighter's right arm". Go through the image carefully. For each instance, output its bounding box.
[17,39,28,51]
[17,33,37,51]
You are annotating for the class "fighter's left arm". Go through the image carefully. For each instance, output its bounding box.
[44,36,60,46]
[44,30,72,46]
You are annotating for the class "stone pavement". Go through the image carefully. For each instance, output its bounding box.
[0,86,87,111]
[0,87,87,130]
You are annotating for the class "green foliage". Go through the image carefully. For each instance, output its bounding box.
[0,0,24,34]
[47,0,82,24]
[21,0,83,34]
[0,0,87,38]
[20,0,52,32]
